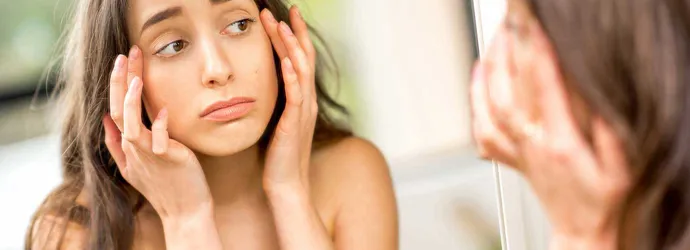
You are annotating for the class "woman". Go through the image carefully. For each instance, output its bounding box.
[472,0,689,249]
[26,0,398,249]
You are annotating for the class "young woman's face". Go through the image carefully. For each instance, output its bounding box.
[126,0,278,157]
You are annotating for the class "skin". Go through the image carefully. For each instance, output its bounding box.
[34,0,398,249]
[471,0,631,249]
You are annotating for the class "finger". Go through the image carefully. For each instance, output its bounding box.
[287,7,318,170]
[126,46,143,97]
[529,21,581,139]
[281,58,303,111]
[151,108,169,156]
[273,57,302,145]
[289,6,316,66]
[485,31,528,143]
[470,63,519,168]
[110,55,128,131]
[472,120,519,167]
[260,9,289,59]
[278,21,312,83]
[103,115,127,172]
[278,21,314,120]
[122,76,147,145]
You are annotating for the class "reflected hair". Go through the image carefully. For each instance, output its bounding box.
[526,0,690,249]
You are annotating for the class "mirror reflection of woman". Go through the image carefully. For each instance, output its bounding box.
[27,0,398,249]
[473,0,690,249]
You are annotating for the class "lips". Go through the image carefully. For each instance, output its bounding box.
[200,97,256,122]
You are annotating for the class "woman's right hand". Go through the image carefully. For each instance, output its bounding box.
[103,46,213,222]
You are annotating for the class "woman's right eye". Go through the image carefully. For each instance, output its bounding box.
[156,40,188,57]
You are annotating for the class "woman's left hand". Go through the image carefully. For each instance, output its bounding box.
[259,6,318,193]
[256,7,335,250]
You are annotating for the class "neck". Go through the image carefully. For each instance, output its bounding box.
[195,145,264,206]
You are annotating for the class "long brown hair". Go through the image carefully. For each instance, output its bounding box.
[526,0,690,249]
[25,0,351,249]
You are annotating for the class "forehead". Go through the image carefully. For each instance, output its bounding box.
[127,0,229,19]
[126,0,255,23]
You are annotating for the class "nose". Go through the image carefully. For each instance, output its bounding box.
[199,38,233,87]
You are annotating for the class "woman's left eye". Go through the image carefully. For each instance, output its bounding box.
[222,18,255,35]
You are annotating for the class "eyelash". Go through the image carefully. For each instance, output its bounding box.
[154,18,256,57]
[221,18,256,36]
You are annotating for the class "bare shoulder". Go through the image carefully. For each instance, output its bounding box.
[29,214,86,250]
[28,192,88,250]
[310,136,391,188]
[311,136,388,169]
[28,189,92,250]
[310,137,398,249]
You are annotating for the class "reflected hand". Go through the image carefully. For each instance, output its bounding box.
[470,21,630,249]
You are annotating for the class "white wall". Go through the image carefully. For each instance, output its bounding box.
[348,0,504,249]
[347,0,475,163]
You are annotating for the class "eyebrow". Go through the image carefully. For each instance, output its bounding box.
[140,0,234,35]
[140,7,182,35]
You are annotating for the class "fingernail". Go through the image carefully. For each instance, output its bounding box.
[282,58,295,74]
[129,46,140,60]
[293,6,303,19]
[279,22,293,36]
[130,76,141,90]
[265,10,277,23]
[157,108,168,120]
[114,55,125,70]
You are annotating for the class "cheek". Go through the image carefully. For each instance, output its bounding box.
[238,33,279,111]
[137,30,278,154]
[141,61,200,129]
[254,59,279,123]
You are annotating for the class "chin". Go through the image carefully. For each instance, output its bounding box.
[185,119,268,157]
[194,138,258,157]
[190,131,264,157]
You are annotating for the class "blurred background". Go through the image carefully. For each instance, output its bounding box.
[0,0,502,249]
